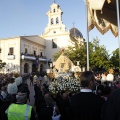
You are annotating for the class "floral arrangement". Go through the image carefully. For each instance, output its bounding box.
[49,76,80,94]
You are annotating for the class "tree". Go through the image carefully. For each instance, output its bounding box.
[53,39,87,67]
[110,48,119,69]
[89,37,111,71]
[53,37,111,71]
[0,60,6,69]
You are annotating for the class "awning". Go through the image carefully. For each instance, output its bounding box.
[87,0,119,37]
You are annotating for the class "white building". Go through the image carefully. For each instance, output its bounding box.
[0,35,47,74]
[0,2,84,74]
[41,2,84,62]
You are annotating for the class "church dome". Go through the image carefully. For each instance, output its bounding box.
[69,27,83,38]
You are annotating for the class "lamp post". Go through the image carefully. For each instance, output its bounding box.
[48,59,52,68]
[35,56,39,73]
[50,62,53,73]
[86,0,90,71]
[76,61,80,66]
[21,55,24,75]
[116,0,120,71]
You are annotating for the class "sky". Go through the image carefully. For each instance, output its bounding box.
[0,0,118,54]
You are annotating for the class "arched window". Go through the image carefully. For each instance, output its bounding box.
[53,9,56,13]
[24,63,29,73]
[56,17,59,24]
[51,18,54,25]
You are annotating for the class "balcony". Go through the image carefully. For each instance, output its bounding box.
[21,53,47,62]
[7,54,15,60]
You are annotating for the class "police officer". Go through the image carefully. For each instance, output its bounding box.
[5,92,36,120]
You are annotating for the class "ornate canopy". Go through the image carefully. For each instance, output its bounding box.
[87,0,119,37]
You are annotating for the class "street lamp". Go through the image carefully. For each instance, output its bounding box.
[21,55,24,74]
[50,62,53,73]
[76,61,80,66]
[48,59,52,68]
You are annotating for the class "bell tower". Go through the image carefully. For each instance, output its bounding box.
[43,2,66,34]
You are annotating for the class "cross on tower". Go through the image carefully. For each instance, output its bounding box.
[72,22,75,28]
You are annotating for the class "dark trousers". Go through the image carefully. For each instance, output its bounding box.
[30,80,33,86]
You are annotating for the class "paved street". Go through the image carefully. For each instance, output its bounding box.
[27,79,35,107]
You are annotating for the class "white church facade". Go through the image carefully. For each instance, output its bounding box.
[41,3,84,62]
[0,2,84,74]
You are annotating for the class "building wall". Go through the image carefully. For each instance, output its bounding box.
[20,36,47,74]
[0,36,47,74]
[43,34,72,61]
[0,37,20,73]
[20,36,45,56]
[41,3,74,62]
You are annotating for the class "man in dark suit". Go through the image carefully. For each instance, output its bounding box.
[69,71,105,120]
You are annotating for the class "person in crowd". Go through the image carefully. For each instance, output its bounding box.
[56,91,70,120]
[106,69,114,82]
[39,73,42,85]
[7,78,18,103]
[18,82,30,102]
[1,86,8,99]
[34,74,39,84]
[101,72,107,84]
[7,78,18,95]
[101,88,120,120]
[95,73,101,81]
[5,92,36,120]
[37,93,59,120]
[15,74,23,89]
[69,71,105,120]
[0,92,11,120]
[30,74,33,86]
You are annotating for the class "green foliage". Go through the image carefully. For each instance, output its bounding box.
[110,48,119,69]
[0,61,6,69]
[89,37,111,71]
[53,51,61,61]
[53,37,112,71]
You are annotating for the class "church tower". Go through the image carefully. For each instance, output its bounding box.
[43,2,67,35]
[40,2,85,65]
[41,2,71,62]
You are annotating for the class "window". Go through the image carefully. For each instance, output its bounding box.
[24,63,29,73]
[57,5,59,9]
[25,48,28,54]
[9,47,14,55]
[34,50,36,56]
[56,17,59,24]
[40,52,43,57]
[52,39,57,48]
[53,31,56,33]
[53,9,56,12]
[51,18,54,25]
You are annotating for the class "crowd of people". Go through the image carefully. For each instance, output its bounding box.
[0,69,120,120]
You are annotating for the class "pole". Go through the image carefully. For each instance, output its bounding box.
[86,0,90,71]
[116,0,120,71]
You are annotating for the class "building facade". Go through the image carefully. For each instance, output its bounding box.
[41,2,84,62]
[0,2,84,74]
[0,35,47,74]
